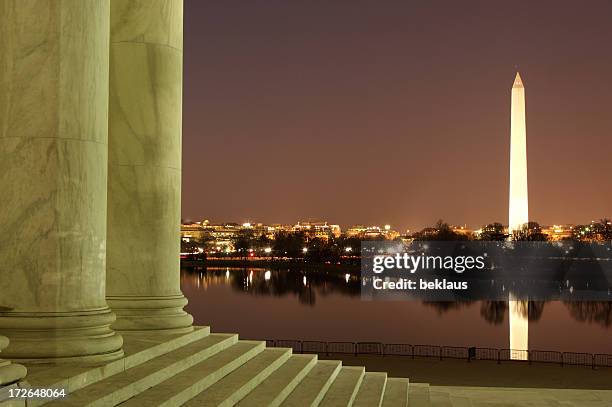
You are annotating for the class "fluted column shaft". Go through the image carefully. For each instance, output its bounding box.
[0,0,123,363]
[106,0,193,333]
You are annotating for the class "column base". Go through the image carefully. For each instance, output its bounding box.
[107,295,193,334]
[0,308,124,364]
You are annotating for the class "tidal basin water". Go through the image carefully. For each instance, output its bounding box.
[181,267,612,354]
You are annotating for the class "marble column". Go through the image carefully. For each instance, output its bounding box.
[0,0,123,362]
[106,0,193,333]
[0,336,26,386]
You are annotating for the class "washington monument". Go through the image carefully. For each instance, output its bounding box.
[508,72,529,358]
[508,72,529,234]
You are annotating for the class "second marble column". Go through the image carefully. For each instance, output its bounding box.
[106,0,193,333]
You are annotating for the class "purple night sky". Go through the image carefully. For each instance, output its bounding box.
[182,0,612,231]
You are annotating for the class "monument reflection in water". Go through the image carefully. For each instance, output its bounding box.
[509,298,528,360]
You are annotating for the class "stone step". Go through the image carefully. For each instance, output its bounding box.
[237,354,318,407]
[46,333,235,407]
[408,383,431,407]
[319,366,365,407]
[184,347,292,406]
[430,389,453,407]
[381,378,409,407]
[0,384,25,407]
[0,384,23,407]
[120,340,265,407]
[447,394,472,407]
[120,326,211,371]
[430,386,601,407]
[0,398,24,407]
[23,326,210,407]
[281,360,342,407]
[353,372,387,407]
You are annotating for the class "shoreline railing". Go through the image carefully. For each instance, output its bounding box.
[256,339,612,369]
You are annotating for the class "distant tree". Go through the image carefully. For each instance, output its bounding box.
[273,231,306,258]
[253,234,273,253]
[479,222,507,241]
[593,219,612,241]
[413,220,469,241]
[198,232,215,252]
[512,221,548,241]
[180,238,199,254]
[180,237,206,261]
[572,219,612,242]
[337,236,362,256]
[304,238,339,263]
[232,229,255,259]
[572,224,590,241]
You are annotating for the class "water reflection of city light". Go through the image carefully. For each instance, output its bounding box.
[345,273,350,283]
[265,270,271,281]
[226,269,230,279]
[179,268,612,355]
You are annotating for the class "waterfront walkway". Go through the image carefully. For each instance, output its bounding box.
[321,354,612,389]
[319,355,612,405]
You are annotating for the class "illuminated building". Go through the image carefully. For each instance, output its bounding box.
[451,225,474,237]
[346,225,367,237]
[346,225,400,240]
[541,224,574,241]
[180,222,206,242]
[292,221,340,241]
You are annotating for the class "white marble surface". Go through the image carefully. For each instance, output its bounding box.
[106,0,192,333]
[0,0,123,362]
[111,0,183,50]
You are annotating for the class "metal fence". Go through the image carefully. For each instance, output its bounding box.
[256,339,612,369]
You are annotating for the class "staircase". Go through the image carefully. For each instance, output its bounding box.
[0,327,410,407]
[6,329,604,406]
